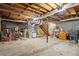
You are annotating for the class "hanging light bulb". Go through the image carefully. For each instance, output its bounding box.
[58,8,65,12]
[33,18,37,21]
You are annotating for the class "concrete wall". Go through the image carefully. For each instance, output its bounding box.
[1,19,27,39]
[1,20,25,30]
[58,20,79,32]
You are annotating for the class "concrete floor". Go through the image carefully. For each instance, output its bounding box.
[0,37,79,56]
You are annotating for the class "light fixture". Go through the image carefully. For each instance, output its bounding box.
[33,18,37,21]
[58,8,65,12]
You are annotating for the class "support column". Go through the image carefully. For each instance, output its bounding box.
[28,20,32,38]
[24,29,27,38]
[46,17,49,43]
[0,17,1,32]
[0,17,1,41]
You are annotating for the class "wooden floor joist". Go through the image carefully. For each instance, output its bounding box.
[0,3,79,21]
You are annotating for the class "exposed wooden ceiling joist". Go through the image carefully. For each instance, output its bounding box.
[0,3,79,21]
[74,5,79,11]
[36,3,79,20]
[45,3,55,10]
[34,4,50,12]
[0,11,23,20]
[48,16,60,21]
[32,4,47,14]
[18,3,43,15]
[14,3,41,15]
[9,4,37,16]
[20,3,44,14]
[38,3,53,11]
[0,4,36,17]
[25,3,47,14]
[27,7,43,14]
[29,4,48,13]
[0,4,32,18]
[47,3,57,9]
[63,8,76,18]
[54,3,62,8]
[0,8,31,20]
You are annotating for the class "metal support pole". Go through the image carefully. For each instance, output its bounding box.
[28,20,31,38]
[0,17,1,32]
[46,17,48,43]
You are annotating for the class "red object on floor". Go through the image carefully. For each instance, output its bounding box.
[8,32,12,42]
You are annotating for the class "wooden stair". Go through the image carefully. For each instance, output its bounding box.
[40,21,50,36]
